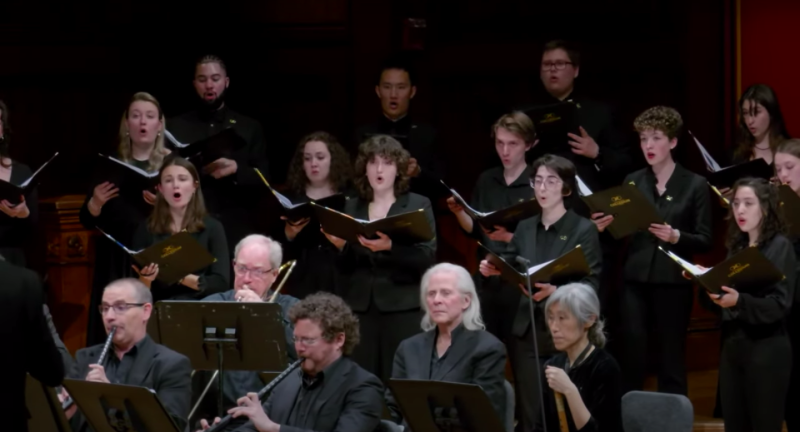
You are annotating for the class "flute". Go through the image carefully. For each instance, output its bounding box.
[206,358,304,432]
[62,326,117,411]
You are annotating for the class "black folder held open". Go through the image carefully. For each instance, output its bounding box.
[0,152,58,204]
[522,101,578,151]
[312,202,434,244]
[441,180,540,230]
[164,128,246,166]
[659,246,784,294]
[93,154,159,213]
[479,243,591,295]
[576,175,665,239]
[100,229,217,285]
[779,184,800,237]
[691,131,773,189]
[254,168,345,221]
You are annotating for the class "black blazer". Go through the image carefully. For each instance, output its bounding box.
[44,304,74,374]
[622,164,713,284]
[385,326,507,426]
[0,261,64,432]
[503,210,602,344]
[70,334,192,432]
[339,192,437,312]
[0,161,38,267]
[235,356,384,432]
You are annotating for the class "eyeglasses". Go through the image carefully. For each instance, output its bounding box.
[291,336,321,346]
[233,264,274,279]
[530,178,563,189]
[99,303,145,315]
[541,61,573,71]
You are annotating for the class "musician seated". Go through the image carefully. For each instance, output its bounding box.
[537,283,622,432]
[197,234,300,431]
[385,263,507,427]
[197,292,384,432]
[62,278,192,432]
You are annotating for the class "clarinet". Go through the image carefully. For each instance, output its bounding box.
[206,358,304,432]
[62,326,117,410]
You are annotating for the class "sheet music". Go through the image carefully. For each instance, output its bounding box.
[440,180,489,217]
[103,154,159,178]
[689,131,722,172]
[527,258,555,275]
[659,247,709,275]
[97,228,143,255]
[163,130,188,148]
[19,152,59,188]
[575,174,593,197]
[271,189,300,209]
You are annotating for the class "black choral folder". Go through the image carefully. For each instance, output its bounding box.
[93,154,159,200]
[99,229,217,285]
[164,128,246,166]
[576,175,665,239]
[312,203,434,244]
[779,184,800,237]
[659,246,784,295]
[691,131,773,189]
[254,168,346,221]
[522,101,578,151]
[0,152,58,204]
[441,180,540,231]
[479,243,591,293]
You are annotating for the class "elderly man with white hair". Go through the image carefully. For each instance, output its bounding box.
[384,263,507,427]
[198,234,300,431]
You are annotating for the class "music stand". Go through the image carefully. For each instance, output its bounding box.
[147,301,289,418]
[26,375,72,432]
[62,379,180,432]
[388,380,506,432]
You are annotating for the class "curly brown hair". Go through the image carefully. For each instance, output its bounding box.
[725,177,786,252]
[633,106,683,140]
[288,292,360,356]
[285,131,353,195]
[354,135,410,201]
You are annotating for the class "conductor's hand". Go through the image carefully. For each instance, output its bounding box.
[591,212,614,233]
[545,366,578,396]
[321,228,346,251]
[235,285,264,303]
[86,364,110,383]
[196,417,222,431]
[407,157,421,177]
[0,196,29,218]
[531,283,557,302]
[358,231,392,252]
[89,182,119,215]
[204,158,238,179]
[59,388,78,419]
[483,225,513,243]
[567,126,600,159]
[446,196,465,214]
[708,286,740,309]
[479,259,501,277]
[282,216,310,241]
[143,190,157,206]
[132,263,159,286]
[228,392,280,432]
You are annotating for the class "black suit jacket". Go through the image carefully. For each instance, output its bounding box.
[622,164,713,284]
[503,210,602,346]
[234,356,384,432]
[0,261,65,432]
[44,304,75,374]
[339,192,437,312]
[70,335,192,431]
[385,327,507,426]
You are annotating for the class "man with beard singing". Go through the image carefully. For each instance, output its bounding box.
[167,55,270,253]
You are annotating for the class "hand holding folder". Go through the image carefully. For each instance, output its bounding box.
[576,175,665,239]
[312,203,434,245]
[0,152,58,205]
[659,246,784,295]
[441,180,540,231]
[691,131,774,189]
[164,128,246,168]
[254,168,345,222]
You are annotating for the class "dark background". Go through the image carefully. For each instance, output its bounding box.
[0,0,728,198]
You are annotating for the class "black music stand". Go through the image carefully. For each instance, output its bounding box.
[62,379,180,432]
[26,375,72,432]
[147,301,289,418]
[388,380,506,432]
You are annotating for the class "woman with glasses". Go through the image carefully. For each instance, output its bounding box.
[132,155,230,301]
[480,153,602,432]
[591,106,712,396]
[446,111,536,340]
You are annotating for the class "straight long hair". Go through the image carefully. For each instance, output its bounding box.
[147,155,207,235]
[734,84,790,162]
[419,263,485,332]
[117,92,169,172]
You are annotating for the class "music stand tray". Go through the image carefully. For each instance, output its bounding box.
[26,374,72,432]
[62,379,180,432]
[388,380,506,432]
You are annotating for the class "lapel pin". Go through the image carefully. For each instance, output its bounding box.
[628,181,636,186]
[229,119,237,124]
[560,235,568,241]
[666,196,673,201]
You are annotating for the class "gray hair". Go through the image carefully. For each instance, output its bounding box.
[419,263,485,331]
[105,278,153,304]
[234,234,283,270]
[545,282,606,348]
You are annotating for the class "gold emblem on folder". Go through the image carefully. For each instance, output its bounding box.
[161,245,183,258]
[540,113,562,124]
[553,263,570,273]
[610,195,631,207]
[728,263,750,277]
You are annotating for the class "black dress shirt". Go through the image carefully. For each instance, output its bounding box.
[103,338,146,384]
[429,325,466,379]
[286,357,346,427]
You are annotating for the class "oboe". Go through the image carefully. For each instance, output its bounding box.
[206,358,304,432]
[62,326,117,411]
